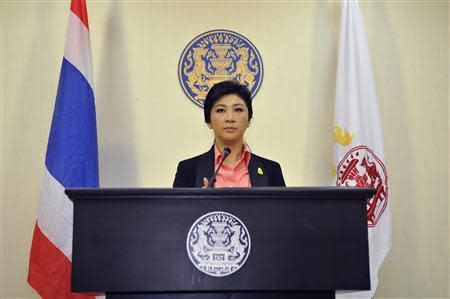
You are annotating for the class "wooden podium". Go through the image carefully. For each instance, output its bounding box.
[66,187,375,299]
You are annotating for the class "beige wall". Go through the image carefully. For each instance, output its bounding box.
[1,1,448,298]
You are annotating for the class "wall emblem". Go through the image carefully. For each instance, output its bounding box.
[336,145,389,227]
[186,211,251,277]
[178,29,263,107]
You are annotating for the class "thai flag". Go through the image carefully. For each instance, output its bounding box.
[27,0,99,298]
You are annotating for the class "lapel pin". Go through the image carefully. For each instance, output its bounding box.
[257,167,263,175]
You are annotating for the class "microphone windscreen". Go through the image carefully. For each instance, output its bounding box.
[223,147,231,156]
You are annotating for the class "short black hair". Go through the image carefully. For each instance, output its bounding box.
[203,80,253,123]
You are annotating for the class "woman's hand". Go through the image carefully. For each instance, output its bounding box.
[202,177,209,188]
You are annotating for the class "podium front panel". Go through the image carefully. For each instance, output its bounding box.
[68,188,372,293]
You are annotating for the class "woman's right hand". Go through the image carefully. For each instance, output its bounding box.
[202,177,209,188]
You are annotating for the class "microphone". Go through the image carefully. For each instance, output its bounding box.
[208,147,231,188]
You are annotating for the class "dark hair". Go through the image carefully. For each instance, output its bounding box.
[203,80,253,123]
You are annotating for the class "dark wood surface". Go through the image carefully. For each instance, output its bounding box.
[67,187,374,295]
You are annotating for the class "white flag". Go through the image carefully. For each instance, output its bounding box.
[333,1,392,298]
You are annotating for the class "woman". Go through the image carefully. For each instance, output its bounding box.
[173,80,285,188]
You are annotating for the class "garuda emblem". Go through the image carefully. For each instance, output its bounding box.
[178,29,263,107]
[186,211,251,277]
[336,146,389,227]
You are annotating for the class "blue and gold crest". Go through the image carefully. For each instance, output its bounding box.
[178,29,264,107]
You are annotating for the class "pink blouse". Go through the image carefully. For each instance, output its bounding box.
[213,144,252,188]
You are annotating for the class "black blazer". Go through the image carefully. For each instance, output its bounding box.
[173,146,286,187]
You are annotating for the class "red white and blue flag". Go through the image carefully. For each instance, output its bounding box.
[27,1,99,298]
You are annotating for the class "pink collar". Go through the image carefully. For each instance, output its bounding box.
[214,144,251,167]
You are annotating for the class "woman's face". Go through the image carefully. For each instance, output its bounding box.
[208,94,249,146]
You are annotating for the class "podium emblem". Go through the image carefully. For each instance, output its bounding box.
[186,211,251,277]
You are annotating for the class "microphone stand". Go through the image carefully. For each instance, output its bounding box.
[208,147,231,188]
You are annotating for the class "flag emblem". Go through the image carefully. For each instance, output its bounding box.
[336,146,388,227]
[186,211,251,277]
[178,29,263,107]
[333,123,354,146]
